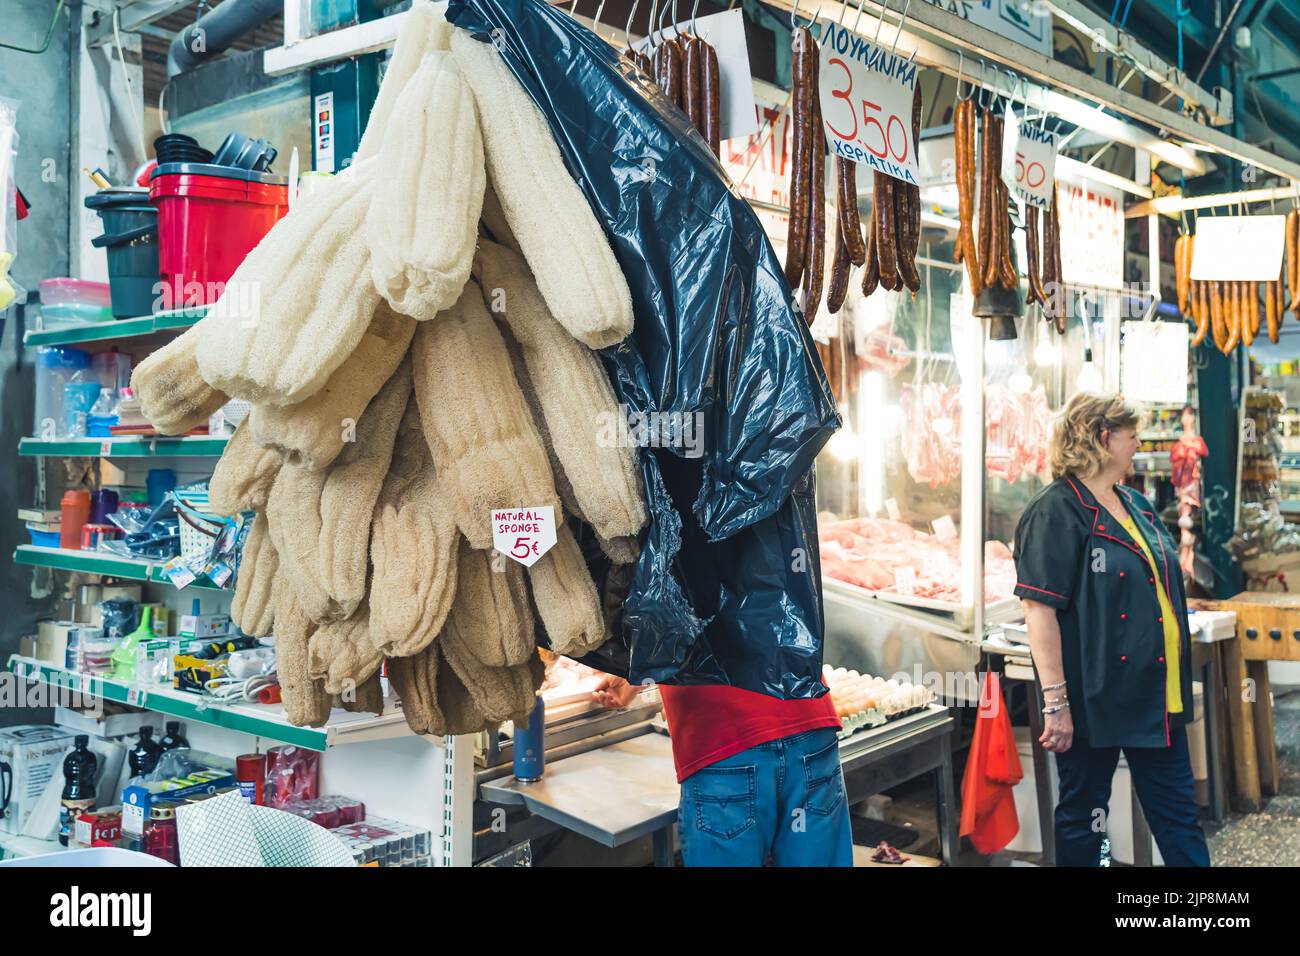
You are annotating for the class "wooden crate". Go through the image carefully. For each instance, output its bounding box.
[1215,592,1300,662]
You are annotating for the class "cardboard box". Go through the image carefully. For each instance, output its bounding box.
[179,612,230,640]
[0,726,75,834]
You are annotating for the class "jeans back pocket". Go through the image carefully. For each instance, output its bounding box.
[689,765,757,839]
[801,737,846,816]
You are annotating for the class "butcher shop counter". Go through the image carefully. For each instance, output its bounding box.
[473,703,957,866]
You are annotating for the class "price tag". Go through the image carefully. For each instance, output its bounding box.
[1189,215,1286,281]
[81,672,93,694]
[1000,106,1057,209]
[121,800,146,837]
[817,20,920,185]
[127,688,146,707]
[931,514,957,541]
[491,506,557,568]
[893,565,917,594]
[100,440,112,457]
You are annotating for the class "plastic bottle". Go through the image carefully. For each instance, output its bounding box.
[160,721,189,751]
[59,736,99,846]
[109,606,151,682]
[128,725,163,777]
[512,695,546,783]
[59,489,92,550]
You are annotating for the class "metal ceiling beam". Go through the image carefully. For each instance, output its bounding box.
[1125,183,1298,218]
[778,0,1300,182]
[85,0,193,48]
[1038,0,1233,125]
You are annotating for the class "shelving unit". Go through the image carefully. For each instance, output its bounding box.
[18,436,228,458]
[23,307,205,348]
[7,655,412,752]
[12,545,225,591]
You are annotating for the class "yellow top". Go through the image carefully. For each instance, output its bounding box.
[1117,514,1183,714]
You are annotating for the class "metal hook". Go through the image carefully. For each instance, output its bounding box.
[873,0,890,43]
[790,0,803,30]
[592,0,608,35]
[670,0,680,39]
[888,0,912,58]
[625,0,641,48]
[850,0,869,33]
[690,0,700,34]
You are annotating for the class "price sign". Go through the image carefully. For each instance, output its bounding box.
[817,20,920,185]
[1000,106,1057,209]
[1190,215,1286,281]
[893,565,917,594]
[931,514,957,541]
[127,687,147,707]
[491,506,557,568]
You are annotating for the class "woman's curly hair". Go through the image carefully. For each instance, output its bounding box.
[1050,392,1141,480]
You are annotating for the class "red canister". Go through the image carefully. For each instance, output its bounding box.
[236,752,267,806]
[59,489,91,550]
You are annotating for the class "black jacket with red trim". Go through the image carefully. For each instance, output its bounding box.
[1011,475,1193,749]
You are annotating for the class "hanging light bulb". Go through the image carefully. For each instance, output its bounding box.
[1009,368,1033,393]
[1034,326,1059,367]
[1077,347,1102,392]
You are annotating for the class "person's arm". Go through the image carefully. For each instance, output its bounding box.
[1022,598,1073,752]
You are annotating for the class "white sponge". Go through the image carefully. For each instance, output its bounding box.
[451,30,633,349]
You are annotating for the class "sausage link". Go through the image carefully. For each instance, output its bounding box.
[953,100,967,268]
[1243,283,1257,347]
[682,37,702,131]
[1025,203,1043,305]
[803,61,827,322]
[1288,208,1299,313]
[1268,269,1282,342]
[663,39,683,107]
[838,158,866,266]
[1209,281,1226,352]
[1050,184,1066,332]
[977,109,995,286]
[896,176,921,293]
[701,40,721,157]
[875,172,899,289]
[861,203,880,296]
[1174,235,1187,315]
[998,183,1017,289]
[1252,281,1263,337]
[827,213,852,314]
[1224,280,1242,354]
[1191,280,1210,347]
[783,28,812,289]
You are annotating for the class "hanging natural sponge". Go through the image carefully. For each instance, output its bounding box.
[265,464,331,621]
[231,513,278,637]
[276,589,334,728]
[474,239,646,543]
[440,540,535,668]
[130,322,229,435]
[368,401,460,657]
[248,301,415,471]
[208,420,281,516]
[450,30,633,349]
[526,524,608,657]
[440,634,544,726]
[410,279,559,549]
[355,0,453,163]
[195,166,380,406]
[366,50,484,322]
[308,597,386,697]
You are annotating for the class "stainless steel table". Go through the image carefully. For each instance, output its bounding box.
[480,705,958,866]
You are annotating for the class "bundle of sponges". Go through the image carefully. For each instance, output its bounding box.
[129,6,650,735]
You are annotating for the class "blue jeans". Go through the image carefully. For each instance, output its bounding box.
[677,728,853,867]
[1054,723,1210,867]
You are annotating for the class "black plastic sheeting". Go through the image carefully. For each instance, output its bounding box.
[446,0,839,698]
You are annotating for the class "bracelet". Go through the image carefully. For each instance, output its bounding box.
[1043,695,1068,706]
[1042,680,1066,692]
[1042,702,1070,715]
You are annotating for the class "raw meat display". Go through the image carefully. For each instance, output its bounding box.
[819,516,1017,604]
[899,382,1051,488]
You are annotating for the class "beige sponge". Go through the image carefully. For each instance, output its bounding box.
[474,240,646,543]
[275,589,334,728]
[451,31,633,349]
[130,322,229,435]
[265,463,331,622]
[195,167,380,406]
[368,400,460,657]
[231,513,278,637]
[208,420,281,516]
[526,524,608,657]
[410,279,559,548]
[441,539,535,668]
[355,0,452,163]
[367,51,484,322]
[316,358,411,621]
[308,597,386,696]
[248,301,415,471]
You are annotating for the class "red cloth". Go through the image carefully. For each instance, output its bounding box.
[658,683,841,783]
[959,672,1023,854]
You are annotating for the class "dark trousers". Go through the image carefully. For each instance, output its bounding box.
[1054,723,1210,867]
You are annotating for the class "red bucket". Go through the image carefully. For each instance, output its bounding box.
[149,163,288,310]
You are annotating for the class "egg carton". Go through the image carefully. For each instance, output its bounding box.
[836,707,887,739]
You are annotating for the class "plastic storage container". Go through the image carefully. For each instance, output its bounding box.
[85,188,160,318]
[34,346,90,438]
[148,163,288,309]
[37,279,113,327]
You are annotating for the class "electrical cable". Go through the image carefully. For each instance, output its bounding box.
[0,0,66,54]
[111,8,150,164]
[204,675,277,704]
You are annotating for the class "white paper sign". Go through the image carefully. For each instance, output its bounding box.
[1055,175,1124,290]
[817,20,920,184]
[1120,321,1190,405]
[931,514,957,541]
[925,0,1051,56]
[1189,215,1286,282]
[633,9,757,142]
[1000,107,1057,209]
[491,507,557,568]
[893,565,917,594]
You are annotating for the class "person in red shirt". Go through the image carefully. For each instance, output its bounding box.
[595,676,852,866]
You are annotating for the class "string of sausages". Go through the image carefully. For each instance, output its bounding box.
[783,25,827,322]
[1179,221,1294,354]
[857,86,923,301]
[630,27,721,156]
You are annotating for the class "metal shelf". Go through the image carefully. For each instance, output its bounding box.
[0,831,62,861]
[12,545,225,590]
[23,307,205,348]
[7,655,413,752]
[18,435,227,458]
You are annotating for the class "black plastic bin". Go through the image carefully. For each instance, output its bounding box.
[85,187,160,318]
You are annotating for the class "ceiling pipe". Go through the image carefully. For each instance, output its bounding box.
[168,0,283,77]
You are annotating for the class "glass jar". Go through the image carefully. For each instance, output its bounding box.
[143,801,180,865]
